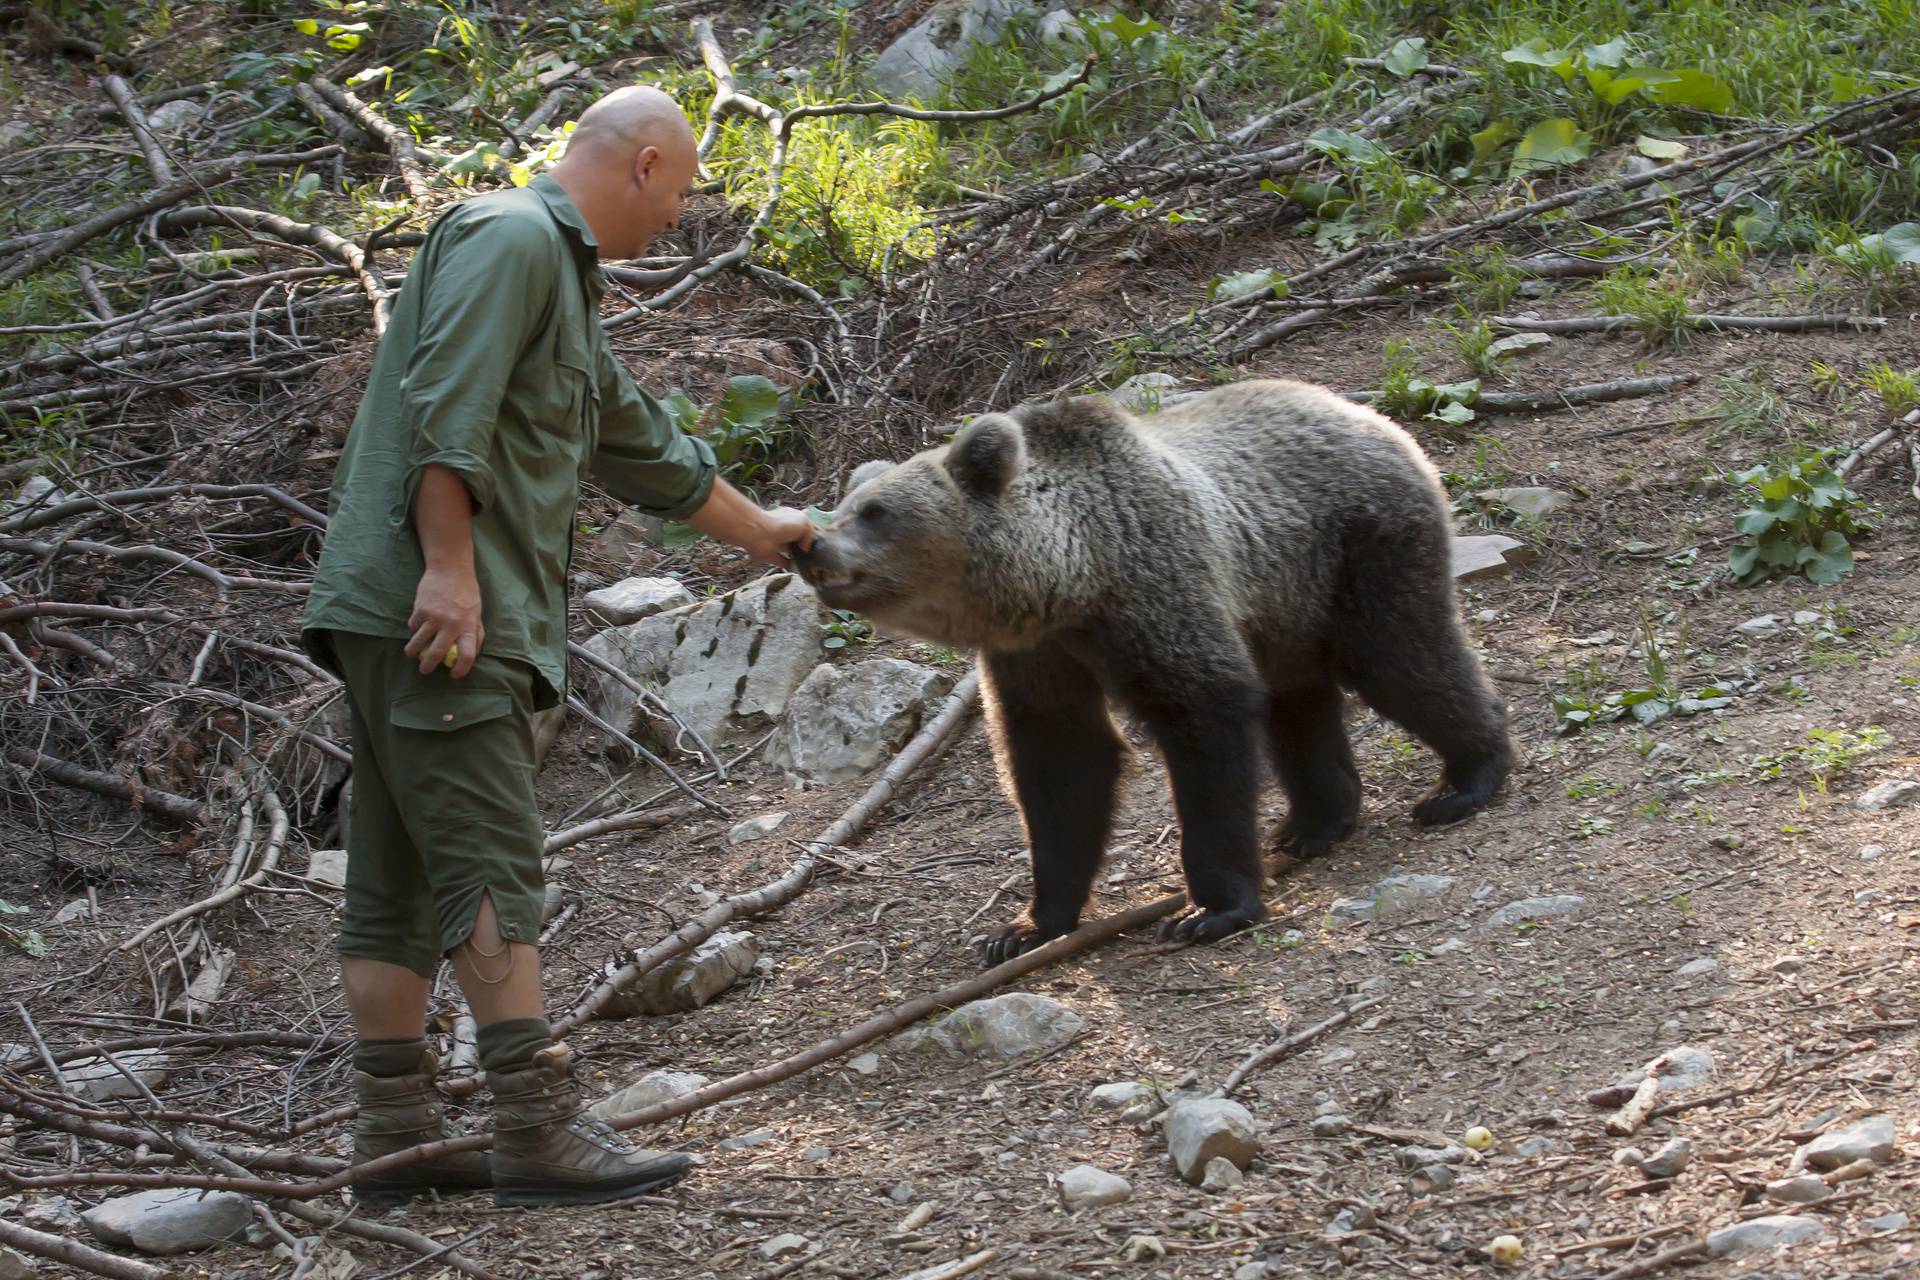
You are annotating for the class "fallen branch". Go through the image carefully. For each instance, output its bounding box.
[2,740,209,825]
[0,1216,175,1280]
[308,76,440,200]
[0,146,342,291]
[1594,1239,1708,1280]
[158,204,392,333]
[554,666,983,1034]
[1837,408,1920,478]
[99,73,175,184]
[1216,997,1384,1097]
[561,692,724,815]
[1474,374,1699,414]
[0,482,328,536]
[1490,312,1884,336]
[542,802,700,854]
[1604,1075,1663,1137]
[118,776,285,950]
[290,81,375,150]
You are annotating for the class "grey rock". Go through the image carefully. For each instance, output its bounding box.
[767,659,954,786]
[870,0,1037,99]
[1233,1264,1270,1280]
[720,1129,778,1153]
[1790,609,1823,626]
[728,811,790,845]
[1331,872,1458,925]
[759,1234,809,1260]
[1452,534,1535,581]
[1476,486,1573,520]
[1706,1215,1826,1257]
[1772,954,1808,975]
[1639,1137,1691,1179]
[587,511,662,562]
[64,1049,171,1101]
[888,1182,914,1204]
[1515,1136,1565,1158]
[583,576,694,626]
[1310,1114,1351,1137]
[1674,957,1721,978]
[0,1246,35,1280]
[9,475,62,513]
[1109,372,1184,413]
[1487,332,1552,360]
[591,1069,711,1120]
[1038,8,1087,50]
[1409,1163,1455,1192]
[82,1187,252,1255]
[614,931,759,1016]
[145,99,203,135]
[0,1044,32,1066]
[1324,1203,1376,1239]
[580,573,821,746]
[20,1198,79,1231]
[1763,1174,1829,1204]
[1201,1156,1245,1191]
[1395,1144,1470,1169]
[1735,614,1782,636]
[893,992,1085,1059]
[1613,1046,1715,1094]
[1802,1114,1895,1170]
[1866,1212,1909,1232]
[1164,1099,1258,1185]
[305,849,348,889]
[1089,1081,1154,1112]
[848,1053,881,1076]
[1058,1163,1132,1210]
[1854,780,1920,811]
[1858,844,1886,861]
[1486,894,1587,929]
[52,898,93,924]
[802,1147,830,1161]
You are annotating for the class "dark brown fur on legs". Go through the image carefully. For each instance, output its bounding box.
[795,379,1512,963]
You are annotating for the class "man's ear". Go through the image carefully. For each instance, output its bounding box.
[633,143,660,185]
[945,414,1026,497]
[846,459,895,497]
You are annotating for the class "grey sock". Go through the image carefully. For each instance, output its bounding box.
[477,1016,554,1074]
[355,1037,428,1077]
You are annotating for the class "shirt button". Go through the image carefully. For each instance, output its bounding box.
[441,713,453,723]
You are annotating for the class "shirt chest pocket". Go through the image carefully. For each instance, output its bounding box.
[538,325,601,455]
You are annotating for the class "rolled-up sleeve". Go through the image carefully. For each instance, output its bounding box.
[591,351,719,520]
[398,209,554,516]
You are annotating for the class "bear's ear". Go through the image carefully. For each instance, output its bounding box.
[845,459,894,497]
[945,413,1026,497]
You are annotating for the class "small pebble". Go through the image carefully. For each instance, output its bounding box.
[1763,1174,1828,1204]
[1309,1114,1350,1138]
[1638,1137,1691,1179]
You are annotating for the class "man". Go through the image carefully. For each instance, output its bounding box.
[302,85,814,1207]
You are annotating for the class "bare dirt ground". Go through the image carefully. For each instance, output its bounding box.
[7,298,1918,1280]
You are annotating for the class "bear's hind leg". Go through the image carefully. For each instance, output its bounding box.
[1345,622,1511,827]
[980,646,1126,965]
[1265,682,1361,862]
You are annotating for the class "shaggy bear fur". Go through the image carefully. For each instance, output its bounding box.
[795,379,1511,960]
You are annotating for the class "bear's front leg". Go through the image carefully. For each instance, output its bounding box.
[980,646,1125,966]
[1138,685,1268,945]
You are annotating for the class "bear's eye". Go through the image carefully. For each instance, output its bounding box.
[860,502,888,522]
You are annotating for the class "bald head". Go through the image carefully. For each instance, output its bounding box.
[569,85,697,158]
[550,85,699,261]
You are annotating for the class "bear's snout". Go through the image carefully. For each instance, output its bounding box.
[793,533,858,595]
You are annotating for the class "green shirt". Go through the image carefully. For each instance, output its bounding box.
[302,174,716,702]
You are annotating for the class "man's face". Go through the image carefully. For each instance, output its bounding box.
[615,134,699,259]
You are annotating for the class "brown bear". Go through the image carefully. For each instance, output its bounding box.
[794,379,1511,961]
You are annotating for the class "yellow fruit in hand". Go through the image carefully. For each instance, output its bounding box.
[443,644,458,670]
[1464,1125,1494,1151]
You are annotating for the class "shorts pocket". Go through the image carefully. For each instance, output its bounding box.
[390,688,514,732]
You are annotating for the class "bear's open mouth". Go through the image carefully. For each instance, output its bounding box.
[807,567,855,590]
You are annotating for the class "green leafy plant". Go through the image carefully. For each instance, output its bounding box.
[822,608,875,650]
[1750,725,1888,793]
[1861,364,1920,417]
[1594,266,1694,348]
[659,375,794,486]
[1728,453,1871,586]
[1554,614,1733,732]
[1,899,47,958]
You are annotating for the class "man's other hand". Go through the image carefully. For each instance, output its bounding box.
[406,566,485,677]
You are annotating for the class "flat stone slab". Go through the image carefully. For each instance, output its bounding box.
[1486,894,1586,929]
[1452,534,1535,580]
[591,1069,711,1120]
[893,992,1084,1059]
[82,1187,252,1255]
[1803,1114,1895,1170]
[583,576,694,626]
[1707,1214,1826,1257]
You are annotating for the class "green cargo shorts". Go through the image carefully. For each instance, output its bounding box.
[316,629,546,978]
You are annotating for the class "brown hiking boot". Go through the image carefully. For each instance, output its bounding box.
[351,1049,493,1204]
[488,1044,691,1206]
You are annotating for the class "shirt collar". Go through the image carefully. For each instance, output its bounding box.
[528,173,607,296]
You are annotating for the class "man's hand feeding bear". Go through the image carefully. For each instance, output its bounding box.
[795,379,1512,963]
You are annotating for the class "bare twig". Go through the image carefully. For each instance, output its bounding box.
[308,76,440,200]
[118,776,286,949]
[1,740,209,825]
[1216,997,1385,1097]
[0,1216,175,1280]
[1490,312,1884,336]
[159,204,391,332]
[99,73,175,184]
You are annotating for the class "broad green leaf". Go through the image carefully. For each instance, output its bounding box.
[1092,12,1167,46]
[1582,37,1631,69]
[1733,508,1780,536]
[293,17,318,35]
[1729,543,1760,578]
[1470,120,1519,163]
[1430,399,1476,425]
[348,65,393,87]
[1803,530,1855,584]
[659,521,703,548]
[1828,71,1870,103]
[1851,221,1920,266]
[1501,38,1576,78]
[1207,269,1285,303]
[718,375,784,431]
[0,899,26,915]
[1647,68,1735,113]
[1307,126,1386,165]
[1636,135,1689,160]
[1431,378,1481,404]
[1382,37,1428,77]
[1630,698,1674,725]
[441,142,502,179]
[1511,118,1592,173]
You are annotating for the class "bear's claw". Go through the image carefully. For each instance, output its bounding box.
[1156,905,1263,945]
[982,919,1070,967]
